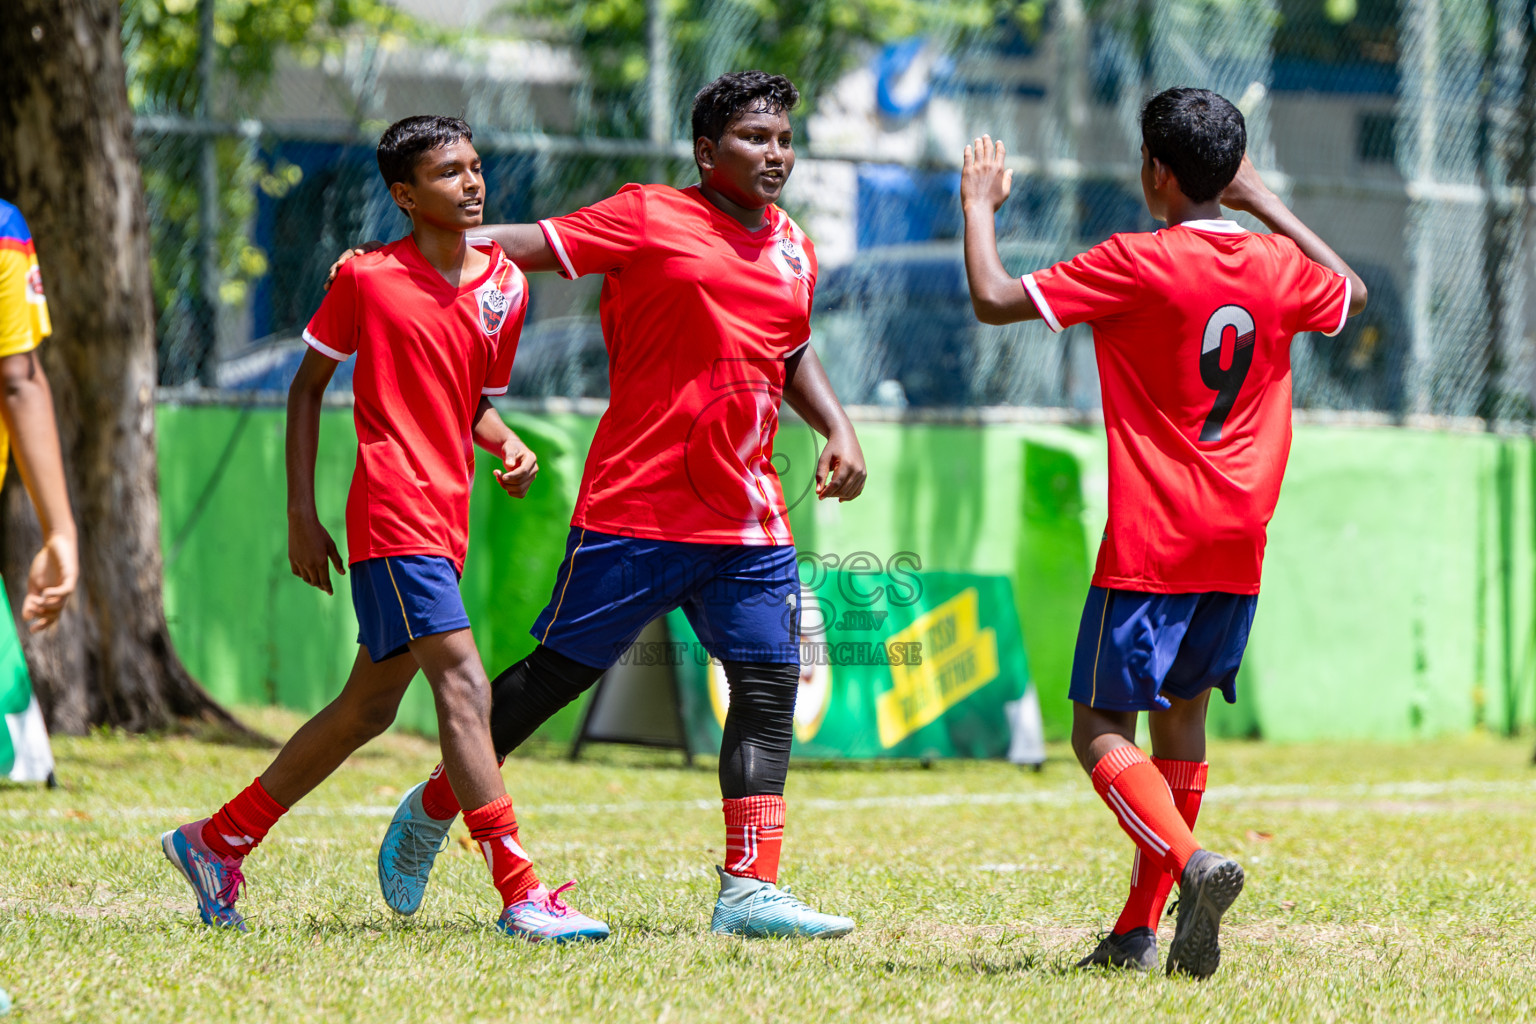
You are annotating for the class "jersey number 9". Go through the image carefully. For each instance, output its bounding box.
[1198,304,1256,442]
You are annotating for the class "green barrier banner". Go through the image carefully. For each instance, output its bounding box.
[669,570,1041,760]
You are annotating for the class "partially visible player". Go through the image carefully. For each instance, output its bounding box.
[337,72,865,938]
[0,201,77,631]
[0,199,79,783]
[160,116,608,942]
[960,88,1366,978]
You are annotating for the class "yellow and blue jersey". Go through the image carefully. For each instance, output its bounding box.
[0,199,52,480]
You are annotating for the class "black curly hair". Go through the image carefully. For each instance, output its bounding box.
[691,71,800,145]
[1140,88,1246,203]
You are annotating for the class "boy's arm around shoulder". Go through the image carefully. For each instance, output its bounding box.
[324,224,561,289]
[1222,156,1368,317]
[960,136,1045,326]
[479,224,562,274]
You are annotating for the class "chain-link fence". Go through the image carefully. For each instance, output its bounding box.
[124,0,1536,423]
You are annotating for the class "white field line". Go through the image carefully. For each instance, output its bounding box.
[5,776,1535,824]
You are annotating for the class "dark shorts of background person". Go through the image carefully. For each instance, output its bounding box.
[351,554,471,662]
[1068,585,1258,712]
[530,527,802,669]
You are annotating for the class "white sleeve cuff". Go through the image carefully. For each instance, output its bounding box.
[539,219,578,279]
[481,384,509,396]
[1322,276,1351,337]
[303,328,349,361]
[1021,274,1064,333]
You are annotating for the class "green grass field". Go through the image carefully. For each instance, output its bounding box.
[3,709,1535,1023]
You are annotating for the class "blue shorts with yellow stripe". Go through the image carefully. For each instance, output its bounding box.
[1068,586,1257,712]
[531,528,801,669]
[351,555,471,662]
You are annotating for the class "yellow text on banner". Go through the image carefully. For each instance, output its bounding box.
[875,588,1000,748]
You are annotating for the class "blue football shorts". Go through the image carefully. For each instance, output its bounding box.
[530,528,801,669]
[1068,585,1258,712]
[351,554,472,663]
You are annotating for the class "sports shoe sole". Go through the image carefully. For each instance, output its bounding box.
[1166,854,1244,979]
[712,922,855,939]
[499,925,610,944]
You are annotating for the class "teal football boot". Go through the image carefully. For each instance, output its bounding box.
[709,866,855,939]
[378,781,454,915]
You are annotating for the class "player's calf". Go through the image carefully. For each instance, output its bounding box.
[378,646,604,918]
[408,630,610,941]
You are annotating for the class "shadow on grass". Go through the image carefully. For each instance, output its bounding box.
[511,741,1065,778]
[301,910,488,937]
[608,919,699,939]
[863,951,1076,977]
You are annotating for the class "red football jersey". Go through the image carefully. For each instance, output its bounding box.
[1023,219,1350,594]
[539,183,816,545]
[303,235,527,571]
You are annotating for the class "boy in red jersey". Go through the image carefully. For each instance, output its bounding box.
[961,88,1367,978]
[348,73,865,937]
[161,116,608,942]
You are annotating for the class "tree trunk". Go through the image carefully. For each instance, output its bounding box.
[0,0,258,740]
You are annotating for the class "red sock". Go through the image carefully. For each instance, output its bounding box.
[722,795,785,883]
[464,794,540,908]
[420,763,461,821]
[202,777,287,861]
[1090,745,1201,878]
[1112,758,1207,934]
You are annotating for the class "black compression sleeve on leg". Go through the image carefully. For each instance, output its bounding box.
[717,660,799,799]
[488,644,605,759]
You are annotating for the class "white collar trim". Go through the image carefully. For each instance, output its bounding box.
[1176,218,1246,234]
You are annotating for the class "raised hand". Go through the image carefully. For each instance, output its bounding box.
[1219,155,1275,216]
[962,135,1014,214]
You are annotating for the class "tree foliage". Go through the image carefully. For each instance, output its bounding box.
[120,0,414,379]
[122,0,412,114]
[509,0,1038,138]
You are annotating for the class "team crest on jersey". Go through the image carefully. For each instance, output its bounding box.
[479,286,510,334]
[777,238,807,279]
[24,267,44,303]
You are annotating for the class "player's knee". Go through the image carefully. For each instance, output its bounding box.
[722,661,798,723]
[346,692,400,742]
[1069,725,1095,772]
[1070,705,1111,772]
[516,644,604,708]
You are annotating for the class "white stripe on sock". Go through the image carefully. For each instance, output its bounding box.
[1106,787,1171,856]
[728,825,758,873]
[500,834,530,862]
